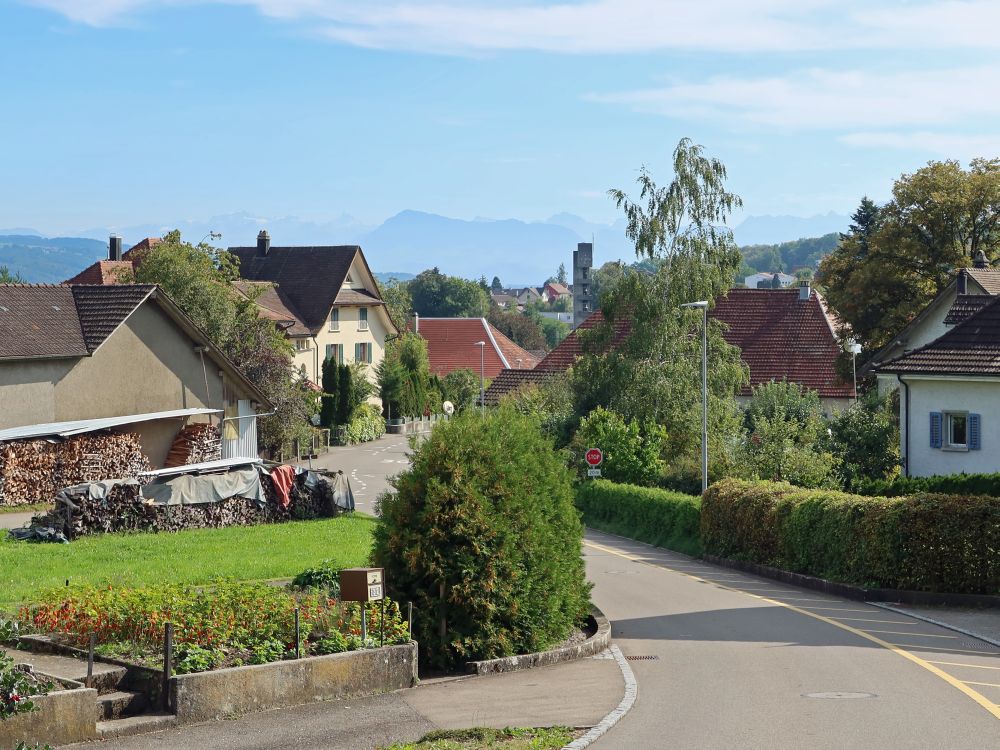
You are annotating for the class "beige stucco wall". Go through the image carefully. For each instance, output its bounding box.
[290,255,395,393]
[0,301,256,467]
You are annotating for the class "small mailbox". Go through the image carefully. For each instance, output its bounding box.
[339,567,384,602]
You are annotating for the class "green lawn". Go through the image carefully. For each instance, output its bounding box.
[380,728,576,750]
[0,514,377,611]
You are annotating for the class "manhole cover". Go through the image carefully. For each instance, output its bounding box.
[625,655,660,661]
[961,642,995,651]
[803,692,876,699]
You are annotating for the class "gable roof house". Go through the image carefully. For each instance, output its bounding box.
[543,282,572,304]
[229,231,398,387]
[485,281,853,413]
[413,317,541,380]
[877,295,1000,477]
[862,253,1000,386]
[0,284,270,468]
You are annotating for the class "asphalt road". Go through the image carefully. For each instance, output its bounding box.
[585,530,1000,749]
[310,433,412,515]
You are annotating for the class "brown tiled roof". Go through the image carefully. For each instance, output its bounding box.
[484,369,558,404]
[233,281,311,337]
[944,294,993,326]
[878,296,1000,376]
[0,284,154,360]
[711,288,853,398]
[333,288,383,306]
[229,245,381,333]
[416,318,540,378]
[966,267,1000,295]
[535,310,631,372]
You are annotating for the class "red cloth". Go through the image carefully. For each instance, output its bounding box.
[270,464,296,509]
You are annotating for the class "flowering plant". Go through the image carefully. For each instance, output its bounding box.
[1,651,52,720]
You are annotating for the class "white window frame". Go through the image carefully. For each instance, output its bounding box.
[943,410,969,452]
[358,307,369,331]
[294,338,311,352]
[329,308,339,332]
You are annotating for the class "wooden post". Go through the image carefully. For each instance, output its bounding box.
[86,634,95,689]
[162,623,173,711]
[294,607,301,659]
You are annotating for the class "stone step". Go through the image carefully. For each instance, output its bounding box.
[97,712,178,741]
[97,690,148,721]
[1,645,126,693]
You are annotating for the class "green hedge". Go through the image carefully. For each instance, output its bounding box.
[576,479,702,556]
[701,479,1000,594]
[855,472,1000,498]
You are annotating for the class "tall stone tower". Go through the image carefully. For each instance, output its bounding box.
[573,242,593,327]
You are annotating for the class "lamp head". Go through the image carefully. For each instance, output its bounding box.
[680,300,709,309]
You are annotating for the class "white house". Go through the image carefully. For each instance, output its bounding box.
[876,294,1000,477]
[744,271,795,289]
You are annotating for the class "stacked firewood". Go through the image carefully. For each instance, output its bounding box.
[163,424,222,467]
[0,433,150,506]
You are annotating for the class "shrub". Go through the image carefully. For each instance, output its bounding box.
[1,650,53,719]
[373,406,591,671]
[342,403,386,444]
[854,472,1000,498]
[576,480,701,556]
[701,478,1000,594]
[735,381,836,488]
[441,369,480,413]
[292,560,342,597]
[502,372,577,447]
[829,392,899,490]
[569,408,665,486]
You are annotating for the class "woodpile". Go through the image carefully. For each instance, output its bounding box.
[163,424,221,467]
[32,469,340,540]
[0,432,150,506]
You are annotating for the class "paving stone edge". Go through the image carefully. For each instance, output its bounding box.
[561,645,637,750]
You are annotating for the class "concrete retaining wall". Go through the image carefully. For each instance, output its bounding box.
[0,687,98,748]
[465,608,612,675]
[170,642,418,724]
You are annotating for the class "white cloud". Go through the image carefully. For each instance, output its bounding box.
[591,66,1000,130]
[25,0,1000,54]
[839,132,1000,159]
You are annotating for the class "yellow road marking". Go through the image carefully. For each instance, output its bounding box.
[929,661,1000,671]
[963,681,1000,688]
[584,539,1000,720]
[801,607,885,614]
[832,617,914,625]
[861,629,957,639]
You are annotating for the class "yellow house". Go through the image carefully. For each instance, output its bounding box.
[230,232,398,388]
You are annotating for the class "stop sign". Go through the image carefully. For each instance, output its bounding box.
[585,448,603,466]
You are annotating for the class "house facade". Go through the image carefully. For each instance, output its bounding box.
[0,284,270,466]
[744,271,795,289]
[543,282,572,304]
[876,295,1000,477]
[229,232,398,387]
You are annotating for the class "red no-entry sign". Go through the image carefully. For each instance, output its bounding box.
[585,448,603,466]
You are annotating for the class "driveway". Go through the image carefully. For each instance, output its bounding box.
[309,434,412,515]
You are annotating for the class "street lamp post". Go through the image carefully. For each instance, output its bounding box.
[681,301,709,493]
[847,340,862,403]
[475,341,486,414]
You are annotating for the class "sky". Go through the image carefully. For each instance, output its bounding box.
[2,0,999,235]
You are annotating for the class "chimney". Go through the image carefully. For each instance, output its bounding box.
[257,230,271,257]
[958,269,968,295]
[799,279,811,301]
[974,249,988,269]
[109,234,123,261]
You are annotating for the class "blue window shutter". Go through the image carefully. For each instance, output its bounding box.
[969,413,982,450]
[354,343,361,361]
[338,344,344,364]
[930,412,943,449]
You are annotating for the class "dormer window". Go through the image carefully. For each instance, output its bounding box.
[343,273,354,287]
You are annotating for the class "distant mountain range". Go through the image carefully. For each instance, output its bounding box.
[0,209,848,285]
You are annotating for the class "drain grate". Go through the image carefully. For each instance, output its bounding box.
[961,641,995,651]
[624,655,660,661]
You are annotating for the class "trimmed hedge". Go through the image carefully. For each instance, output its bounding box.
[855,472,1000,498]
[576,479,702,556]
[701,479,1000,594]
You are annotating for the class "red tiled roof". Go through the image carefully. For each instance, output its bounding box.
[63,260,134,285]
[417,318,540,378]
[545,282,571,296]
[536,310,631,372]
[484,369,557,404]
[711,288,853,398]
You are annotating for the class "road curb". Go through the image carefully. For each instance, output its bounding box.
[465,608,612,675]
[561,645,637,750]
[870,603,1000,649]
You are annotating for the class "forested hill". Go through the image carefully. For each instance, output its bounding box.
[0,235,107,283]
[739,232,840,276]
